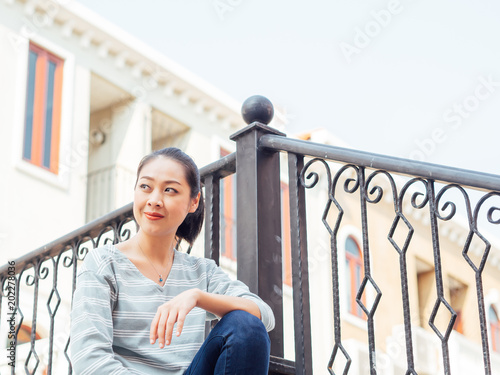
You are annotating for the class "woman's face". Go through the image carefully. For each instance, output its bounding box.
[133,157,200,238]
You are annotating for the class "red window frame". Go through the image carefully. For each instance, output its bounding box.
[13,324,42,345]
[345,235,366,319]
[23,42,64,174]
[453,310,464,334]
[490,306,500,352]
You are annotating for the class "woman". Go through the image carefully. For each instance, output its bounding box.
[70,147,274,374]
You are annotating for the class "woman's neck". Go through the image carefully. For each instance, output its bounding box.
[135,231,175,265]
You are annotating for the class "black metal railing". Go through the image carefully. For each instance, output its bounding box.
[0,203,136,374]
[263,138,500,375]
[259,132,500,375]
[1,95,500,375]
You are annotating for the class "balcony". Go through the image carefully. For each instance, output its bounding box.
[1,96,500,374]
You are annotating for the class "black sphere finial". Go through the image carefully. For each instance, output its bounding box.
[241,95,274,125]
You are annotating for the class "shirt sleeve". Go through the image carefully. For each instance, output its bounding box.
[205,261,275,332]
[70,269,137,375]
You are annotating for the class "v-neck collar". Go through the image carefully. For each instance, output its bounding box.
[108,243,177,290]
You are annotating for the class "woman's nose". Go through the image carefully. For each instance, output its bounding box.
[148,199,162,207]
[147,192,163,207]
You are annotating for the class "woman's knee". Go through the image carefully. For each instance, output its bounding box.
[218,310,270,346]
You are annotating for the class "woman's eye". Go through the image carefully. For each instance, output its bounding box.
[140,184,150,190]
[165,187,177,193]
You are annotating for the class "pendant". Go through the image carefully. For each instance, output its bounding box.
[159,276,163,282]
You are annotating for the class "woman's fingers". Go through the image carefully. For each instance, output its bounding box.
[150,290,198,347]
[176,314,185,337]
[150,311,160,344]
[164,313,178,346]
[151,307,182,348]
[156,311,170,348]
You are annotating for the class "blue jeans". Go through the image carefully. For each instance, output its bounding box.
[184,310,271,375]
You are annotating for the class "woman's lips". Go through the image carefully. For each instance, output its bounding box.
[144,212,164,220]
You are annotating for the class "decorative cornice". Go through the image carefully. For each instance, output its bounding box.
[61,19,74,38]
[80,29,93,48]
[23,0,36,16]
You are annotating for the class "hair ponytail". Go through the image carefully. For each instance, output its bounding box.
[176,190,204,246]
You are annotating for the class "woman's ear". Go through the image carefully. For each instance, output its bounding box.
[189,192,201,213]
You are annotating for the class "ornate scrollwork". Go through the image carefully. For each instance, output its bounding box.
[340,167,360,195]
[299,158,331,190]
[22,262,37,287]
[434,184,472,222]
[0,275,11,298]
[36,256,53,281]
[76,236,95,262]
[400,178,429,211]
[365,170,398,205]
[300,160,361,237]
[95,225,115,248]
[474,192,500,226]
[116,216,136,243]
[62,244,76,268]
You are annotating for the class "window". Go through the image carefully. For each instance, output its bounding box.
[23,42,64,174]
[490,306,500,353]
[449,277,467,334]
[416,260,434,328]
[345,236,365,319]
[6,324,41,347]
[220,148,236,260]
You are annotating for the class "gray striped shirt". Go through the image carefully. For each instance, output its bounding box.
[70,244,275,374]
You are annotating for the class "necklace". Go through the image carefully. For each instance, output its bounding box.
[136,237,169,283]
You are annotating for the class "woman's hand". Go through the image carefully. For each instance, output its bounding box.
[150,289,261,348]
[150,289,200,348]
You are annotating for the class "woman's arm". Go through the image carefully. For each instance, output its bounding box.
[149,289,260,349]
[206,264,275,331]
[150,258,276,349]
[196,290,261,319]
[71,270,134,374]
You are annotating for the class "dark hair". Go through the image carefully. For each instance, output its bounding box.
[136,147,204,246]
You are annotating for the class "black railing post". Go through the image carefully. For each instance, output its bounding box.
[288,153,313,374]
[204,174,221,266]
[230,96,285,357]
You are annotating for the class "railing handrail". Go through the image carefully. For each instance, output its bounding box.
[260,134,500,192]
[199,152,236,180]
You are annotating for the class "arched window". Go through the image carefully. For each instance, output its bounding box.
[489,305,500,353]
[345,236,365,319]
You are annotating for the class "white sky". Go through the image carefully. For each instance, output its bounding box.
[77,0,500,176]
